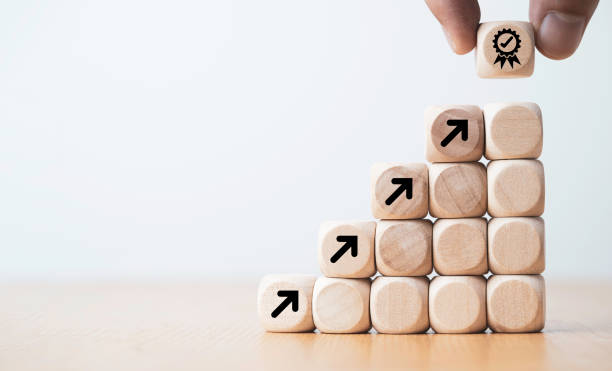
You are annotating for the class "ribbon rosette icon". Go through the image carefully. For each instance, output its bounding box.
[492,28,521,69]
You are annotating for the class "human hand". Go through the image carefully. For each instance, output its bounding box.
[425,0,599,60]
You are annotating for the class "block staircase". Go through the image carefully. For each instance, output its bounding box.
[258,102,545,334]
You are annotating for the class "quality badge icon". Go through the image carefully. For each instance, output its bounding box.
[493,28,521,69]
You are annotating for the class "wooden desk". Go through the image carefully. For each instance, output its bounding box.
[0,280,610,370]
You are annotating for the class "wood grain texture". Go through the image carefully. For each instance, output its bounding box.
[429,162,487,218]
[487,275,546,333]
[429,276,487,334]
[312,277,371,334]
[0,281,611,370]
[433,218,488,275]
[370,163,428,219]
[375,220,432,277]
[476,21,535,79]
[484,102,543,160]
[370,277,429,334]
[318,221,376,278]
[425,105,484,163]
[487,160,545,217]
[258,274,317,332]
[488,217,545,274]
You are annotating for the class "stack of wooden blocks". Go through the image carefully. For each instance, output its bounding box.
[259,20,545,335]
[258,101,545,334]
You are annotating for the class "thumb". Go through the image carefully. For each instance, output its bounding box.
[529,0,599,60]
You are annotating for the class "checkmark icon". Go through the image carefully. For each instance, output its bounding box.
[500,36,513,48]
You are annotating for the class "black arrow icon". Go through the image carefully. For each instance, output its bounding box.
[271,290,299,318]
[330,235,358,263]
[385,178,413,206]
[440,119,468,147]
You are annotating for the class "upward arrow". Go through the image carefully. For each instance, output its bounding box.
[385,178,413,205]
[271,290,299,318]
[330,235,358,263]
[440,119,468,147]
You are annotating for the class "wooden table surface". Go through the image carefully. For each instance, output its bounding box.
[0,280,610,370]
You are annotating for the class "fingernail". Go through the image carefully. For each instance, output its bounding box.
[537,11,586,60]
[442,27,457,53]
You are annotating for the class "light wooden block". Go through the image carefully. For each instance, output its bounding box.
[484,102,543,160]
[488,217,545,274]
[371,163,429,219]
[312,277,371,334]
[429,276,487,334]
[433,218,488,275]
[425,105,484,163]
[375,220,432,277]
[476,21,535,79]
[257,274,317,332]
[487,275,546,333]
[370,277,429,334]
[487,160,545,217]
[429,162,487,218]
[318,221,376,278]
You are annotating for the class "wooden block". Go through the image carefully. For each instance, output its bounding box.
[370,277,429,334]
[487,275,546,333]
[429,276,487,334]
[487,160,545,217]
[425,105,484,163]
[488,217,545,274]
[433,218,488,275]
[257,274,317,332]
[312,277,371,334]
[375,220,433,277]
[476,21,535,79]
[371,163,429,219]
[318,221,376,278]
[484,102,543,160]
[429,162,487,218]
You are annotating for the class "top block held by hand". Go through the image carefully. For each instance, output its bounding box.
[476,21,535,79]
[425,105,484,163]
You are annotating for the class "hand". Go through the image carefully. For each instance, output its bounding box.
[425,0,599,60]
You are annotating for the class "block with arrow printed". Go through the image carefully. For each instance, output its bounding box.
[370,163,428,219]
[425,105,484,163]
[317,221,376,278]
[257,274,316,332]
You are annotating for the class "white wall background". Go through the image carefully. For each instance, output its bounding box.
[0,0,610,279]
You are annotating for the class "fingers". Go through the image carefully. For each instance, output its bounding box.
[425,0,481,55]
[529,0,599,60]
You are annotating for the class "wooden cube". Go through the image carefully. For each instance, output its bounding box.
[371,163,429,219]
[257,274,317,332]
[476,21,535,79]
[312,277,371,334]
[487,160,545,217]
[484,102,543,160]
[487,275,546,333]
[370,277,429,334]
[429,162,487,218]
[318,221,376,278]
[488,217,545,274]
[429,276,486,334]
[433,218,488,275]
[375,220,432,277]
[425,105,484,163]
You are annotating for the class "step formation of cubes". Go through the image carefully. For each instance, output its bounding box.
[258,101,546,335]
